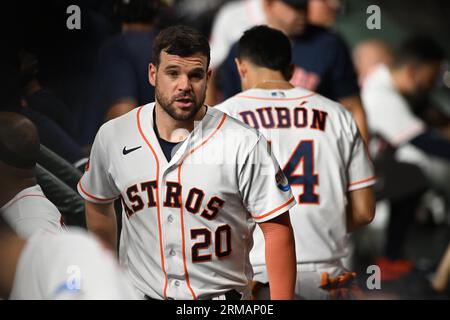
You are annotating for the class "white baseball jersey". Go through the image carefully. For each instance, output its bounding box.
[77,103,295,300]
[9,228,138,300]
[216,87,376,277]
[362,64,426,146]
[1,184,64,239]
[209,0,265,69]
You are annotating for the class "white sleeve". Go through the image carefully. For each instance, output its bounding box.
[362,84,425,146]
[209,4,236,69]
[239,135,296,223]
[45,233,138,300]
[77,125,120,203]
[347,119,376,191]
[13,218,63,239]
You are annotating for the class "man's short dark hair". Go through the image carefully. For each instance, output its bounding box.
[114,0,161,24]
[152,25,210,69]
[0,112,40,169]
[394,35,445,67]
[237,25,292,80]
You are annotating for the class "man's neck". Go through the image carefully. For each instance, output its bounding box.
[154,104,207,143]
[249,69,294,90]
[0,233,25,299]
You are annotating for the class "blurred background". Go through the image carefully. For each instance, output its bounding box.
[1,0,449,299]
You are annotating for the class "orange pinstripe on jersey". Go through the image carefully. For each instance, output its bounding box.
[136,106,169,300]
[177,113,227,300]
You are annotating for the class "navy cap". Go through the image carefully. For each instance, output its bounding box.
[281,0,308,10]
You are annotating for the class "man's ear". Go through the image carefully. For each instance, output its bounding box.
[207,68,212,82]
[149,63,157,86]
[235,58,247,80]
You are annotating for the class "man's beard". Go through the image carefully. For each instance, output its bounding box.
[155,85,205,121]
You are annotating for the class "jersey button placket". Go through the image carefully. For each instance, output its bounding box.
[161,169,185,298]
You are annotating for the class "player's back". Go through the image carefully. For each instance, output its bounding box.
[216,87,374,265]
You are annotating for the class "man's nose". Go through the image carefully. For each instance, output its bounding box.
[177,75,191,92]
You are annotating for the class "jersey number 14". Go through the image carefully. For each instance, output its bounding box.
[283,140,319,204]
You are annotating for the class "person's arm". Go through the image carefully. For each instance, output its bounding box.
[432,244,450,293]
[339,95,370,147]
[346,186,375,232]
[85,200,117,252]
[258,212,296,300]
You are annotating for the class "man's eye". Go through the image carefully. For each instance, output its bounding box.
[190,73,204,80]
[167,71,178,77]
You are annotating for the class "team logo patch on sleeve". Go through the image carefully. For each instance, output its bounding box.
[276,168,290,192]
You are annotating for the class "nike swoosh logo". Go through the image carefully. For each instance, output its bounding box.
[122,146,142,155]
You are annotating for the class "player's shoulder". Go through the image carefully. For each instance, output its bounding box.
[5,184,55,210]
[207,106,262,141]
[311,91,357,130]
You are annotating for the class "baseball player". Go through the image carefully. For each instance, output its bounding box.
[78,25,297,300]
[0,112,64,239]
[215,26,376,299]
[0,215,137,300]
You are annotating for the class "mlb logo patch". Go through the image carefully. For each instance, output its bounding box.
[270,91,286,98]
[276,168,290,192]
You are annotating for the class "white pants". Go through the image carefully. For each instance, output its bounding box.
[253,260,347,300]
[295,261,346,300]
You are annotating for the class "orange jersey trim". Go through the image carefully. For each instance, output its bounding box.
[253,196,295,220]
[78,181,117,202]
[177,113,227,300]
[236,92,315,101]
[348,176,376,187]
[136,106,169,299]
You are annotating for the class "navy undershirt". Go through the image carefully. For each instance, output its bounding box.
[152,107,208,162]
[153,109,180,162]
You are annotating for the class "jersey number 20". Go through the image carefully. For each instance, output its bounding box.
[283,140,319,204]
[191,224,231,263]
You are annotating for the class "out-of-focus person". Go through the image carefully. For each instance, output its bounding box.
[0,215,137,300]
[99,0,162,120]
[362,35,450,200]
[0,112,64,239]
[209,0,370,145]
[307,0,342,28]
[361,36,450,276]
[353,39,394,87]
